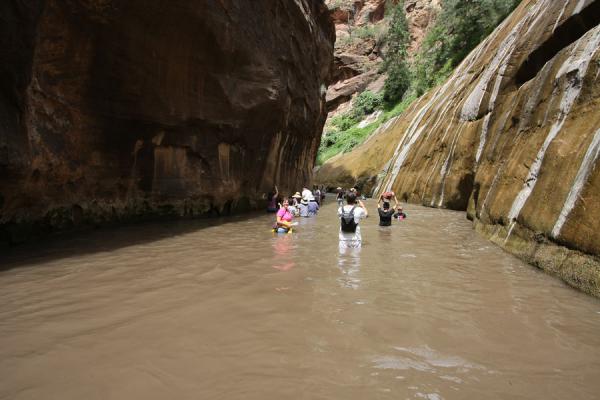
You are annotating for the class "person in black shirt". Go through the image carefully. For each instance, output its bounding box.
[377,201,395,226]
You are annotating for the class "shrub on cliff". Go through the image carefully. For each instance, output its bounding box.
[352,91,383,118]
[412,0,520,95]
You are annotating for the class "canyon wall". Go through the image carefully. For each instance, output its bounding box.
[0,0,334,243]
[316,0,600,296]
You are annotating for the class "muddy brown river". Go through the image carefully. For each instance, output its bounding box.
[1,199,599,399]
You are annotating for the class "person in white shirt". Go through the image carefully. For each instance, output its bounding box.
[302,187,315,202]
[338,192,368,249]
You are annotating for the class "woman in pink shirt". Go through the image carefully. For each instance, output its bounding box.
[275,199,294,233]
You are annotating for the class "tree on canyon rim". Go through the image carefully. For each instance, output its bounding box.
[382,0,411,106]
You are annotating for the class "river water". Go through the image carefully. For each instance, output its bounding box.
[1,199,600,399]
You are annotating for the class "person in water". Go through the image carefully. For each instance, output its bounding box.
[287,196,298,217]
[291,192,302,206]
[275,199,294,233]
[302,187,315,202]
[338,192,368,248]
[308,197,319,216]
[298,198,309,217]
[394,205,407,220]
[313,185,322,206]
[377,199,395,226]
[267,185,279,213]
[336,187,344,208]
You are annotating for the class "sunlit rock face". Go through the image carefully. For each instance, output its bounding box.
[316,0,600,296]
[0,0,334,242]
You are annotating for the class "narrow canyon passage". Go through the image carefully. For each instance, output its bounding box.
[1,199,599,400]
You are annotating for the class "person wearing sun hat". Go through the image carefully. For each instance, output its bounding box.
[298,198,309,217]
[291,192,302,206]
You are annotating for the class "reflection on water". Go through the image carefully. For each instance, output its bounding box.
[1,199,600,400]
[338,246,361,290]
[272,233,295,271]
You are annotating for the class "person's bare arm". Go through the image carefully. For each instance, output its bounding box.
[357,200,368,217]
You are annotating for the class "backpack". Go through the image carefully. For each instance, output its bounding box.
[340,205,358,233]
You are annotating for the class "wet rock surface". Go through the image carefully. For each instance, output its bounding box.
[0,0,334,243]
[316,0,600,296]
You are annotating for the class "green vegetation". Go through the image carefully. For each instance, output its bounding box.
[317,0,521,164]
[318,124,380,165]
[411,0,521,95]
[381,0,411,106]
[317,94,416,165]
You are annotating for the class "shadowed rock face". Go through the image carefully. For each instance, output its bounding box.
[316,0,600,296]
[0,0,334,243]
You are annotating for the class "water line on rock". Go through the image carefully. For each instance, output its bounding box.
[381,92,440,194]
[409,95,461,197]
[505,27,600,239]
[437,122,467,207]
[476,114,493,163]
[423,124,453,203]
[552,127,600,237]
[573,0,588,14]
[383,75,460,195]
[552,1,571,33]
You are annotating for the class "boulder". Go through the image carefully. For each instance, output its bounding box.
[326,70,380,111]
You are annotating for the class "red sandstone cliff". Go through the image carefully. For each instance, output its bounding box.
[0,0,334,243]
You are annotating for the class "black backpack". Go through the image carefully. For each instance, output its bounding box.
[340,205,358,233]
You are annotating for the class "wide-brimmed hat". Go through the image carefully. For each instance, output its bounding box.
[292,192,302,198]
[301,199,309,205]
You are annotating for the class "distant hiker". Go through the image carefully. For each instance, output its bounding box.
[308,197,319,216]
[394,205,407,220]
[291,192,302,206]
[287,197,298,217]
[320,185,326,203]
[377,199,395,227]
[267,185,279,213]
[313,186,322,206]
[275,199,294,233]
[336,187,344,208]
[338,192,368,248]
[298,198,309,217]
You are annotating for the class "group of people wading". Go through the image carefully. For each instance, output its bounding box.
[267,186,324,233]
[267,185,407,248]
